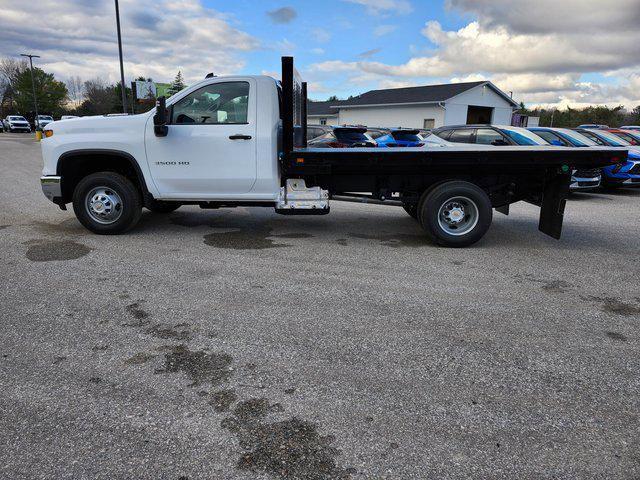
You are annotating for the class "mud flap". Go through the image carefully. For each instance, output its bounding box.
[538,172,571,239]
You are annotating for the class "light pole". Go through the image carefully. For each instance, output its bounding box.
[20,53,40,131]
[114,0,127,114]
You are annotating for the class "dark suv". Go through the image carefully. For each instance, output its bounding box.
[432,125,549,146]
[307,126,377,148]
[306,125,333,141]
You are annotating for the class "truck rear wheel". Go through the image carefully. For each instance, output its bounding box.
[418,181,492,247]
[72,172,142,235]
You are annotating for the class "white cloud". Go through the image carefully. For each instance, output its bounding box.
[446,0,640,35]
[311,28,332,43]
[373,24,397,36]
[274,38,296,55]
[342,0,413,15]
[0,0,259,84]
[377,79,418,89]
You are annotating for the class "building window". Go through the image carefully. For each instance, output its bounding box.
[423,119,435,129]
[320,118,327,125]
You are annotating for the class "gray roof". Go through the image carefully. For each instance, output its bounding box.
[328,81,518,109]
[307,100,341,116]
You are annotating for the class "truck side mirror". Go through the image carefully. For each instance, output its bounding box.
[154,97,168,137]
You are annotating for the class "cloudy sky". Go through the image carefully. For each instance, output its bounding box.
[1,0,639,108]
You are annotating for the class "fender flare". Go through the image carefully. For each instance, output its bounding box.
[56,148,154,201]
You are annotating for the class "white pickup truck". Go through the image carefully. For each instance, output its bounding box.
[40,57,623,247]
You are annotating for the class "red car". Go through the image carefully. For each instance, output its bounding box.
[603,128,640,145]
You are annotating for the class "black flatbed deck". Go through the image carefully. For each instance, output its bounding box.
[283,145,622,176]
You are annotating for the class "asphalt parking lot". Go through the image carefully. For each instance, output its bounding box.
[1,131,639,479]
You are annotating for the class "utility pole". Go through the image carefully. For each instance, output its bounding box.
[20,53,40,131]
[114,0,127,114]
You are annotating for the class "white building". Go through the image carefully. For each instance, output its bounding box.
[308,81,519,128]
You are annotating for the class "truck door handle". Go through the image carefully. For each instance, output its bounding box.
[229,134,252,140]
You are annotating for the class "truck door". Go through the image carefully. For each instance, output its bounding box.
[144,79,257,197]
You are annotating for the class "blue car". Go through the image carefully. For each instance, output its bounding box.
[575,128,640,188]
[528,127,602,189]
[375,128,424,147]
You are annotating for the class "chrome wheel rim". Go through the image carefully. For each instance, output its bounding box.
[85,187,123,224]
[437,196,479,236]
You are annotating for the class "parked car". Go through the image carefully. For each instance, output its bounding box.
[306,124,332,141]
[620,125,640,131]
[602,128,640,146]
[528,127,602,189]
[575,128,640,188]
[364,127,390,140]
[307,126,377,148]
[433,125,550,146]
[60,115,80,120]
[35,115,54,129]
[3,115,31,133]
[577,124,609,129]
[375,128,425,147]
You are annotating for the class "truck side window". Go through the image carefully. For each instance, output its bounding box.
[171,82,249,125]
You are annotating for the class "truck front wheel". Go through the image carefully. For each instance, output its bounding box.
[418,181,492,247]
[72,172,142,234]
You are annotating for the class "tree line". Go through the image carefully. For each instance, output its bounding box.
[0,57,186,119]
[518,103,640,128]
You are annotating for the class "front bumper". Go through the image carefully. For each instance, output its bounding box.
[40,176,62,202]
[570,176,601,190]
[569,169,601,190]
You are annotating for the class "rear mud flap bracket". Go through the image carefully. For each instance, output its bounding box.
[538,172,571,240]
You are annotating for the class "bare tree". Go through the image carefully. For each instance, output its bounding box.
[0,58,27,88]
[81,78,117,115]
[66,76,85,110]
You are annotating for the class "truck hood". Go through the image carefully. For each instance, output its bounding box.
[46,113,150,135]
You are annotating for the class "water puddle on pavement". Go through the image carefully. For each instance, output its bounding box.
[24,239,92,262]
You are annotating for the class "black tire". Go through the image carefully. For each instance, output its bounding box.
[418,180,493,248]
[146,200,181,213]
[402,203,419,220]
[72,172,142,235]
